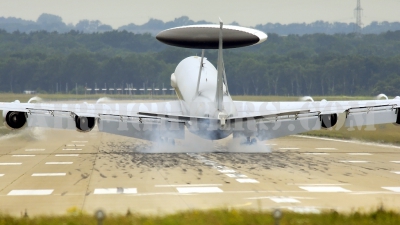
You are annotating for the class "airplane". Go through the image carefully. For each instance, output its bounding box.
[1,21,400,146]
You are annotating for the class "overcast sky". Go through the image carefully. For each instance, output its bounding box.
[1,0,399,28]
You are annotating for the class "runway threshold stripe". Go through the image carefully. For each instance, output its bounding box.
[94,188,137,194]
[226,174,248,178]
[236,179,259,183]
[45,162,73,165]
[391,171,400,174]
[299,186,351,192]
[8,189,54,196]
[32,173,66,177]
[269,197,300,203]
[218,169,236,173]
[155,184,222,187]
[288,183,350,186]
[176,187,223,193]
[382,187,400,192]
[0,174,4,177]
[25,149,45,151]
[0,163,22,165]
[12,155,35,157]
[391,161,400,163]
[55,154,79,157]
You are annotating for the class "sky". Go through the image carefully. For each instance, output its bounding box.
[0,0,399,28]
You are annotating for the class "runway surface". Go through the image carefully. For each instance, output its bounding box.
[1,128,400,216]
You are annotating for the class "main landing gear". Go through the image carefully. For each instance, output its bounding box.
[241,137,257,145]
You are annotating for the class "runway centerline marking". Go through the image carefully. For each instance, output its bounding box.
[226,174,248,178]
[8,189,54,196]
[155,184,222,187]
[269,197,301,203]
[55,154,79,157]
[347,153,372,155]
[0,163,22,166]
[340,161,369,163]
[45,162,73,165]
[299,186,351,192]
[287,183,350,186]
[25,149,45,151]
[12,155,35,157]
[382,187,400,192]
[303,153,329,155]
[32,173,66,177]
[391,161,400,164]
[218,169,236,173]
[236,179,259,183]
[391,171,400,174]
[94,188,137,194]
[176,187,223,194]
[279,148,299,150]
[0,174,4,177]
[315,148,337,150]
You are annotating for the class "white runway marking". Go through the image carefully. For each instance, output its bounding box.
[279,148,299,150]
[94,188,137,194]
[55,154,79,157]
[12,155,35,157]
[287,206,320,214]
[347,153,372,155]
[32,173,66,177]
[45,162,73,165]
[0,163,22,166]
[315,148,337,150]
[299,186,351,192]
[218,169,236,173]
[0,174,4,177]
[288,183,350,186]
[72,141,88,143]
[62,149,82,151]
[303,153,329,155]
[382,187,400,192]
[226,174,248,178]
[391,161,400,164]
[391,171,400,174]
[176,187,223,193]
[155,184,222,187]
[67,145,85,147]
[25,149,45,151]
[340,161,369,163]
[8,189,54,196]
[269,197,300,203]
[236,179,259,183]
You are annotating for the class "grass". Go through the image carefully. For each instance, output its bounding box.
[1,208,400,225]
[1,94,399,144]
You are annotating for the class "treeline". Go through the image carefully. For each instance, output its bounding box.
[2,14,400,35]
[0,30,400,96]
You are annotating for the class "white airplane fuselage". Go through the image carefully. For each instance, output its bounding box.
[172,56,237,139]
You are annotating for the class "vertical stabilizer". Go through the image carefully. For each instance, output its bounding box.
[215,19,224,111]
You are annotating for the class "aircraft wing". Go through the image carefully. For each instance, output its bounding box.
[232,98,400,141]
[0,100,185,141]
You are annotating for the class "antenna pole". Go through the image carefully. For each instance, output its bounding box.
[194,49,205,99]
[354,0,363,36]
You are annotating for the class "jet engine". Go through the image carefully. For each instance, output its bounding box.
[320,113,338,129]
[75,116,95,132]
[3,111,27,130]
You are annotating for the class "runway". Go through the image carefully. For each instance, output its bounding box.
[1,128,400,216]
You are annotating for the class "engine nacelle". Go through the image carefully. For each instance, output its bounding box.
[75,116,95,132]
[3,111,27,130]
[320,113,338,129]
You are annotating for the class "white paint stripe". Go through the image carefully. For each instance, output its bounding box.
[8,189,54,196]
[176,187,223,193]
[225,174,248,178]
[294,135,400,149]
[155,184,222,187]
[391,171,400,174]
[288,183,350,186]
[315,148,336,150]
[287,206,321,214]
[236,179,259,183]
[340,160,369,163]
[67,145,85,147]
[0,174,4,177]
[12,155,35,157]
[94,188,137,194]
[45,162,73,165]
[303,153,329,155]
[32,173,66,177]
[391,161,400,163]
[279,148,299,150]
[382,187,400,192]
[55,154,79,157]
[347,153,372,155]
[62,149,82,151]
[299,186,351,192]
[0,163,22,165]
[72,141,88,143]
[25,149,45,151]
[270,197,300,203]
[218,170,236,173]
